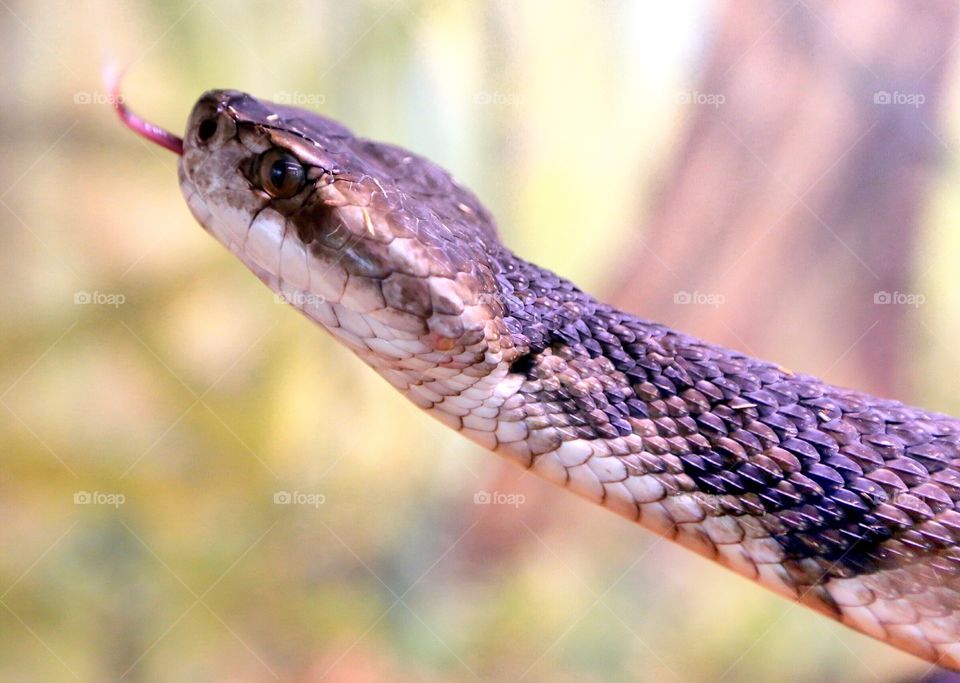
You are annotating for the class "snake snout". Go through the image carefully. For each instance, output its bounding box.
[183,91,243,154]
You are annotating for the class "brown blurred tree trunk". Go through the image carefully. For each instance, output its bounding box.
[608,0,958,399]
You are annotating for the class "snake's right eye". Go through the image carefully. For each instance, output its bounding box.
[257,149,305,199]
[197,117,219,142]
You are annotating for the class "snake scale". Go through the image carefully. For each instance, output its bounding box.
[115,87,960,671]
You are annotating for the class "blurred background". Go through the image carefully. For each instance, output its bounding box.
[2,0,960,680]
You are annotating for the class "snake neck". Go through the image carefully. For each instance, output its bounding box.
[401,248,670,459]
[449,249,936,585]
[355,248,615,450]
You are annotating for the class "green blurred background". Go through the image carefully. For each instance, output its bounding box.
[2,0,960,681]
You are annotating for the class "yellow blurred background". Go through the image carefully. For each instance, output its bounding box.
[2,1,960,681]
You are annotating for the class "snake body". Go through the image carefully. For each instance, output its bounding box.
[125,88,960,670]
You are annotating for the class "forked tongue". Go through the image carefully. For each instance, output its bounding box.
[106,65,184,155]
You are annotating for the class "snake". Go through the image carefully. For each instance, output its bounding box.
[113,84,960,672]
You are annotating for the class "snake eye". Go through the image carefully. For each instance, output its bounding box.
[258,149,305,199]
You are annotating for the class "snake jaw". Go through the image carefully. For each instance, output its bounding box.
[176,90,516,384]
[175,91,534,470]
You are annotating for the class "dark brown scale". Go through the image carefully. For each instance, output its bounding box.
[493,249,960,584]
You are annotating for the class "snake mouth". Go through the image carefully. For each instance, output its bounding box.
[107,66,184,155]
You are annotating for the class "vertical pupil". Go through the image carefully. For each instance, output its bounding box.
[270,160,291,188]
[260,152,304,197]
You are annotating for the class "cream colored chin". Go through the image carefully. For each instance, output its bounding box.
[184,178,513,418]
[235,207,376,357]
[181,182,211,233]
[180,180,241,253]
[186,191,352,352]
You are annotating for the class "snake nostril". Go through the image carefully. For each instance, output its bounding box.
[197,117,219,143]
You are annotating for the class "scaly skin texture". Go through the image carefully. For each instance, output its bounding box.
[178,89,960,670]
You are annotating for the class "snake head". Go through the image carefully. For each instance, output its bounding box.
[177,89,522,386]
